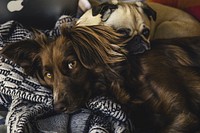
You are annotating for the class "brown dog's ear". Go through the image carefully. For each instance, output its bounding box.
[62,25,127,69]
[136,2,156,21]
[0,39,42,75]
[92,2,118,16]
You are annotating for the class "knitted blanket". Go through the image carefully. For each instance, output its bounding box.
[0,16,134,133]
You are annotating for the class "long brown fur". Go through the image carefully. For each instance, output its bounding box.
[127,37,200,133]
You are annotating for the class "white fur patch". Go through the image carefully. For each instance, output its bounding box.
[111,0,118,4]
[77,9,102,26]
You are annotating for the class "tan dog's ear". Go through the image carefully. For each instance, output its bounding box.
[0,39,43,75]
[88,0,101,7]
[92,2,118,16]
[136,2,157,21]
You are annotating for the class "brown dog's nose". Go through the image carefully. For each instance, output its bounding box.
[53,102,66,112]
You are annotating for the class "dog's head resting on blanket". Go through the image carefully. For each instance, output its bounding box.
[77,1,156,54]
[1,25,131,113]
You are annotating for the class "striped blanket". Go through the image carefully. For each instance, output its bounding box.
[0,16,134,133]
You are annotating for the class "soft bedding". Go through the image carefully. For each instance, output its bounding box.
[0,16,133,133]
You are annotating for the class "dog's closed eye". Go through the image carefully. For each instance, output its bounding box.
[116,28,131,37]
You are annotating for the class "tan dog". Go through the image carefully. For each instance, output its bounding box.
[77,1,200,47]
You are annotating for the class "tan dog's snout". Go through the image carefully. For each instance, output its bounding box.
[125,35,150,54]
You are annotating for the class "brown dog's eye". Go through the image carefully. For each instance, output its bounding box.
[68,60,77,70]
[45,72,53,79]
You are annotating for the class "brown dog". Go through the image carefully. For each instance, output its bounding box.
[0,25,129,113]
[2,25,200,132]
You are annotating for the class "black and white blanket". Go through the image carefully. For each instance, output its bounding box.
[0,16,134,133]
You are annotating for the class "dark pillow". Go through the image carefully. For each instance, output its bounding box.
[0,0,78,29]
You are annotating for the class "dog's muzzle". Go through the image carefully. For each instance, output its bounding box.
[125,35,150,54]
